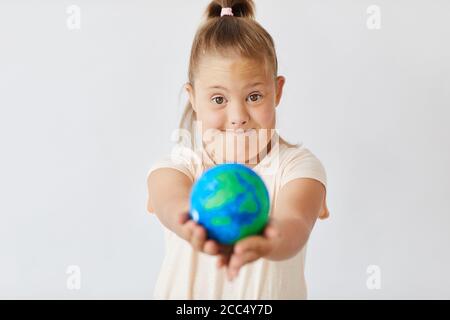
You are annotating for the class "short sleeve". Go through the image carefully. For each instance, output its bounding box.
[146,146,202,214]
[146,146,199,183]
[280,146,330,219]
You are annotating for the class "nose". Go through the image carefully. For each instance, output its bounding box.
[229,104,250,129]
[231,119,248,127]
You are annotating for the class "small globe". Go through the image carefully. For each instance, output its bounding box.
[189,163,270,245]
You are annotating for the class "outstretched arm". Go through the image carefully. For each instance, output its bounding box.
[221,177,326,280]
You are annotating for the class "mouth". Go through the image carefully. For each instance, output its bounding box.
[223,128,257,135]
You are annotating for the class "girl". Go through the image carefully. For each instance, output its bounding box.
[146,0,329,299]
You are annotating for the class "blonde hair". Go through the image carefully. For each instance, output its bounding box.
[179,0,298,148]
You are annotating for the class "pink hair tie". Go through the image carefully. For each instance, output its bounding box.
[220,7,234,17]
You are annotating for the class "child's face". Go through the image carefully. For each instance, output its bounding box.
[186,53,285,165]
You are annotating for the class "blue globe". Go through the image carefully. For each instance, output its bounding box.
[189,163,270,245]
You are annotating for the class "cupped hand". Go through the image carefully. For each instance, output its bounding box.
[178,212,233,257]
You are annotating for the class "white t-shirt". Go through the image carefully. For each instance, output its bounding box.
[146,134,329,299]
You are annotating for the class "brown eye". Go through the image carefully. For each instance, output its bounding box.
[212,96,225,104]
[248,93,262,102]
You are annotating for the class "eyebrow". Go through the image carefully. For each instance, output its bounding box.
[208,82,265,91]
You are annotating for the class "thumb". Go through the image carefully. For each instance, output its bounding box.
[234,236,267,255]
[178,211,190,224]
[263,220,281,239]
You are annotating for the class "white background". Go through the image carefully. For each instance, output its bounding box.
[0,0,449,299]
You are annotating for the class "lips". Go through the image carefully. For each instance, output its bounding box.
[224,128,256,135]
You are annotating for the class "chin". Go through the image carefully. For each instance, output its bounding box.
[203,129,273,165]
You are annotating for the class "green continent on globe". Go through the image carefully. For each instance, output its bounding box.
[189,164,270,245]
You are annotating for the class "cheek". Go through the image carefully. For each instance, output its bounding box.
[251,106,276,128]
[196,107,224,130]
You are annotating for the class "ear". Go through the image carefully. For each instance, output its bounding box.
[185,82,197,112]
[275,76,286,108]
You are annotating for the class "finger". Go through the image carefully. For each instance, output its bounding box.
[219,254,231,268]
[216,255,225,269]
[227,251,260,281]
[228,250,260,278]
[191,225,206,251]
[226,252,253,281]
[217,253,231,269]
[234,236,267,255]
[178,212,190,224]
[181,220,196,242]
[203,239,219,255]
